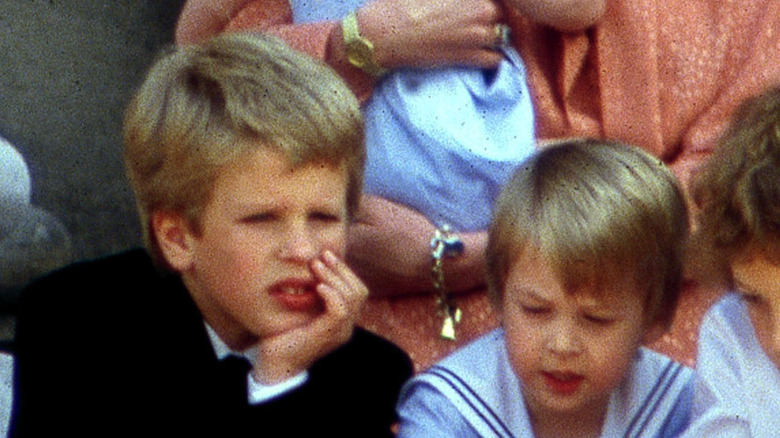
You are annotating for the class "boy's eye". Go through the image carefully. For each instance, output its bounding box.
[242,212,275,223]
[310,211,342,222]
[521,305,549,316]
[584,314,613,325]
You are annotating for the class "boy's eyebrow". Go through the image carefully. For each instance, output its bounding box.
[578,300,620,315]
[234,202,279,212]
[235,199,343,212]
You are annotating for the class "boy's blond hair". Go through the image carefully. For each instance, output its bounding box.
[487,139,688,331]
[123,33,364,268]
[693,86,780,263]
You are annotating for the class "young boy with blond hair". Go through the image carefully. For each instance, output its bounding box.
[682,86,780,437]
[396,139,694,437]
[10,32,411,437]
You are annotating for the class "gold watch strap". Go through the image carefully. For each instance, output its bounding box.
[342,10,387,77]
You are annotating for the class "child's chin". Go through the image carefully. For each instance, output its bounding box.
[274,310,322,331]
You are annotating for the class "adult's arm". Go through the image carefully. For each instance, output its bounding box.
[175,0,506,101]
[508,0,606,32]
[175,0,255,45]
[347,195,487,297]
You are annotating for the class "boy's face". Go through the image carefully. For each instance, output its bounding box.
[730,246,780,370]
[175,147,349,350]
[499,247,649,427]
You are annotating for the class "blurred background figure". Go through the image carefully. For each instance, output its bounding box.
[0,134,72,334]
[1,134,72,437]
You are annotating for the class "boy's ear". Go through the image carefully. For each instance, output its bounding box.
[151,210,196,272]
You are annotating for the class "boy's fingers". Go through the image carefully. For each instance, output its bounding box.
[311,258,347,307]
[308,283,354,343]
[320,250,369,299]
[319,284,349,319]
[312,257,347,296]
[312,252,368,310]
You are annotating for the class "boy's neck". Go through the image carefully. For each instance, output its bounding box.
[529,400,607,438]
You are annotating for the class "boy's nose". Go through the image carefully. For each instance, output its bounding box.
[278,224,318,263]
[546,319,583,356]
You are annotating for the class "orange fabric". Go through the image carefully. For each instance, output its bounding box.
[222,0,780,371]
[357,291,499,373]
[511,0,780,188]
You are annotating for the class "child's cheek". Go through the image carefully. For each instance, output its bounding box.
[503,324,538,379]
[321,226,348,258]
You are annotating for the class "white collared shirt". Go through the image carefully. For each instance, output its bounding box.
[205,323,309,404]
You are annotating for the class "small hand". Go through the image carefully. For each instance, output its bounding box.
[251,250,368,384]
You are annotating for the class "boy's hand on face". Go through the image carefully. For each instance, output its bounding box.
[252,250,368,385]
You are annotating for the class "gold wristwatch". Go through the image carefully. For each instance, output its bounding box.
[342,10,387,77]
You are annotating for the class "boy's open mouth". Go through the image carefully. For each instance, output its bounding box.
[270,281,321,311]
[542,371,584,395]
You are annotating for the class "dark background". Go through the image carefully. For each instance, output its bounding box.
[1,0,186,265]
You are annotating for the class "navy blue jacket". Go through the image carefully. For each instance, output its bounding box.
[10,249,412,437]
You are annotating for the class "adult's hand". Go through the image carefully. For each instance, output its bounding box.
[341,0,507,70]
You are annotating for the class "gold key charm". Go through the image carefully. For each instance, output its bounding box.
[441,313,456,341]
[440,304,462,341]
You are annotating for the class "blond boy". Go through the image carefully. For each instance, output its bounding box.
[397,139,693,437]
[11,33,411,437]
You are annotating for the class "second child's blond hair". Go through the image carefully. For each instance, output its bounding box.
[487,139,688,330]
[123,33,364,268]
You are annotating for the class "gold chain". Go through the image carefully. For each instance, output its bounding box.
[431,226,463,340]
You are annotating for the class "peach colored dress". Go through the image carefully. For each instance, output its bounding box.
[222,0,780,371]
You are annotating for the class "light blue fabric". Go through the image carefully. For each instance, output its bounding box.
[289,0,535,231]
[289,0,359,22]
[363,49,535,231]
[397,328,694,437]
[682,294,780,438]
